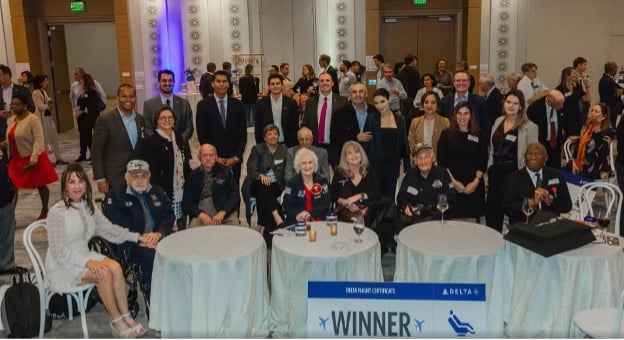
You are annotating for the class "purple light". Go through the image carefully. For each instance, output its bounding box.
[158,0,185,93]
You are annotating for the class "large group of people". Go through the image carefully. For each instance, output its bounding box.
[0,52,623,337]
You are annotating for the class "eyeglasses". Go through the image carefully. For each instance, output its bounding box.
[159,116,174,121]
[454,79,469,83]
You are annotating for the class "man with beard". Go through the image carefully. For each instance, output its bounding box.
[331,82,377,150]
[142,69,194,143]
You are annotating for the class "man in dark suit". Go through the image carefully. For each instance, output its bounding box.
[301,72,348,167]
[440,70,489,134]
[199,62,216,99]
[195,70,247,180]
[598,61,623,128]
[0,65,34,141]
[479,74,503,127]
[92,83,146,193]
[318,54,339,94]
[503,142,572,225]
[331,82,377,150]
[142,69,194,143]
[254,74,299,147]
[527,90,566,168]
[397,54,422,100]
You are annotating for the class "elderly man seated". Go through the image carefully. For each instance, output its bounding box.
[503,142,572,225]
[395,143,455,232]
[103,159,174,301]
[183,144,240,226]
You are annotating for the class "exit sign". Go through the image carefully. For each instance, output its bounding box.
[70,1,86,12]
[413,0,427,4]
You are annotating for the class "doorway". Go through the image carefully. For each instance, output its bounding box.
[380,15,457,75]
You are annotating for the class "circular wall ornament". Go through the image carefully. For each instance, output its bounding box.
[337,40,347,50]
[337,15,346,25]
[231,17,240,26]
[497,50,507,58]
[498,63,507,71]
[337,28,347,37]
[150,44,160,53]
[152,57,160,66]
[150,31,158,41]
[337,2,346,11]
[193,56,202,65]
[192,44,201,53]
[500,0,510,7]
[232,42,242,52]
[231,30,241,39]
[498,24,509,33]
[499,11,509,21]
[148,6,157,15]
[497,37,508,46]
[191,31,201,40]
[337,53,347,61]
[190,18,200,27]
[498,75,507,83]
[188,5,199,14]
[230,4,239,13]
[148,19,158,28]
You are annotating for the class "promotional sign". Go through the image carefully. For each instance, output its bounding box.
[307,281,486,338]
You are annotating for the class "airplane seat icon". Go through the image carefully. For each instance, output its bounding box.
[448,310,475,336]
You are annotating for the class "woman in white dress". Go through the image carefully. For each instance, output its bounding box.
[45,164,157,338]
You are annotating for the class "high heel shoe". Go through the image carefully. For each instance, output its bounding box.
[121,312,146,337]
[110,315,136,338]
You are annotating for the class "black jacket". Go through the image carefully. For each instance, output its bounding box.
[182,163,240,218]
[254,95,299,147]
[103,184,174,236]
[143,131,192,201]
[282,173,331,225]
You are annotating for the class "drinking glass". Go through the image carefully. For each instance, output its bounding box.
[437,194,449,224]
[327,212,338,236]
[521,197,536,224]
[352,216,365,243]
[597,210,610,242]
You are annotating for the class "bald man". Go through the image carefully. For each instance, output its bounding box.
[527,90,566,168]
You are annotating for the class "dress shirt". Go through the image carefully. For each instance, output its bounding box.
[160,94,173,106]
[526,168,543,188]
[354,104,368,132]
[270,94,284,143]
[423,119,434,147]
[2,84,12,110]
[376,78,407,111]
[317,93,333,143]
[545,102,559,142]
[118,107,139,148]
[215,94,228,120]
[453,93,469,107]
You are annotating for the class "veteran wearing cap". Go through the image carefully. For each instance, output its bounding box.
[182,144,240,227]
[102,159,174,302]
[395,143,456,232]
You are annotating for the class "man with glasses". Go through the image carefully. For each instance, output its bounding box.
[142,69,194,143]
[284,127,329,181]
[440,70,489,133]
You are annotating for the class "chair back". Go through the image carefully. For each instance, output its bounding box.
[577,181,622,235]
[395,173,405,206]
[564,139,575,163]
[22,221,47,292]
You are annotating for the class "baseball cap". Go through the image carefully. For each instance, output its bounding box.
[126,159,150,173]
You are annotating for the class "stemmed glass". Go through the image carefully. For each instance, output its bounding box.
[597,210,610,242]
[437,194,449,224]
[352,216,365,243]
[522,197,536,224]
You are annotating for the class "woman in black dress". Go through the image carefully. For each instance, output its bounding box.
[437,102,487,221]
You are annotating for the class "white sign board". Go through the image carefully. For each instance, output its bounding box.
[307,282,486,338]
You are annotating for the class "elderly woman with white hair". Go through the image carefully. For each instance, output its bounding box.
[281,147,330,226]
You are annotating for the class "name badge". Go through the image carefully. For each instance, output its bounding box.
[274,159,284,165]
[505,134,517,142]
[548,178,560,185]
[467,134,479,143]
[407,186,419,196]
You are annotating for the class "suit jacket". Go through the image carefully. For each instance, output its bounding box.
[182,163,240,219]
[502,166,572,225]
[142,94,194,142]
[407,113,450,155]
[195,95,247,161]
[599,73,623,118]
[91,109,146,189]
[485,87,504,127]
[488,115,539,169]
[199,72,214,99]
[330,103,379,151]
[440,93,489,134]
[301,93,348,145]
[526,97,565,152]
[397,66,422,99]
[0,83,34,142]
[254,95,299,147]
[284,145,329,182]
[325,65,340,94]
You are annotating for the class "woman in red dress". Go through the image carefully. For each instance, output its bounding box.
[3,92,58,219]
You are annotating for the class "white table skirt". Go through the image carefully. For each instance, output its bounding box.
[269,221,383,338]
[504,234,624,338]
[149,226,269,338]
[394,221,506,337]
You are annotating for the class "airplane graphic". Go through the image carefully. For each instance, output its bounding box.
[319,316,329,330]
[414,319,425,332]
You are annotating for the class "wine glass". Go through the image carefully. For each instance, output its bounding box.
[521,197,536,224]
[352,216,365,243]
[597,210,610,242]
[437,194,449,224]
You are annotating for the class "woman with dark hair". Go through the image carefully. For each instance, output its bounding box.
[437,102,488,220]
[238,63,260,127]
[556,66,588,136]
[20,71,33,91]
[485,89,538,231]
[292,64,318,96]
[46,163,153,337]
[244,124,288,246]
[143,105,192,230]
[3,92,58,220]
[567,103,615,179]
[413,73,443,111]
[75,73,102,162]
[32,74,67,165]
[408,91,449,156]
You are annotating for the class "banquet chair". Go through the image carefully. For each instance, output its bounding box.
[577,181,622,235]
[23,220,96,338]
[573,288,624,338]
[564,138,575,164]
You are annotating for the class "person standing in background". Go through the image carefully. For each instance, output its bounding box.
[32,74,67,165]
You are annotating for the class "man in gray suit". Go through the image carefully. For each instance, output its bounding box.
[284,127,330,181]
[92,83,146,193]
[143,69,194,143]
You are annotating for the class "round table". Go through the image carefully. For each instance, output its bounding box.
[269,221,382,337]
[394,221,506,337]
[149,226,269,338]
[505,233,624,337]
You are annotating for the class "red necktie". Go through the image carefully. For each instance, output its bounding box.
[318,96,328,144]
[549,109,557,149]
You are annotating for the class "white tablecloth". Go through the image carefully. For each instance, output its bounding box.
[269,221,383,337]
[177,92,202,140]
[504,234,624,337]
[394,221,506,337]
[149,226,269,338]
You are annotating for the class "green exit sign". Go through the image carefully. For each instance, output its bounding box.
[413,0,427,4]
[70,1,86,12]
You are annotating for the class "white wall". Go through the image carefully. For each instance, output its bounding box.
[64,22,120,96]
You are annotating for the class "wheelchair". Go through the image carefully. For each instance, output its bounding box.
[87,236,150,320]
